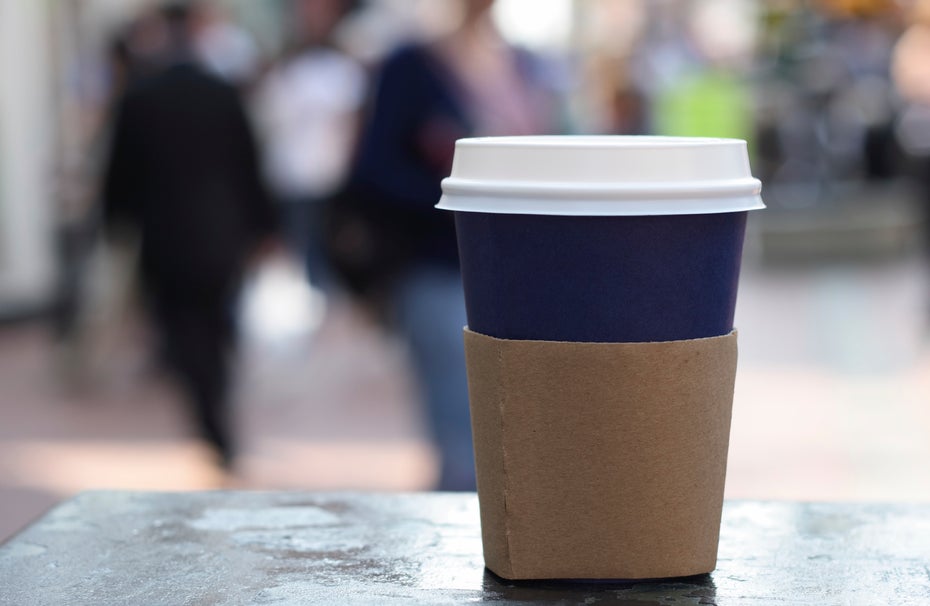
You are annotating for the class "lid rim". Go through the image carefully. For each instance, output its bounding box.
[441,177,762,200]
[436,193,765,216]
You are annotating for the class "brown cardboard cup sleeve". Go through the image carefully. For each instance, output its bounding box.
[464,328,738,580]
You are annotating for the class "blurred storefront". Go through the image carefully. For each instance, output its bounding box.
[752,0,925,260]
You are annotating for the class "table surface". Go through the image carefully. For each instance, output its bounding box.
[1,491,929,605]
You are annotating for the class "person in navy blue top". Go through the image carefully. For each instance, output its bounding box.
[347,0,559,490]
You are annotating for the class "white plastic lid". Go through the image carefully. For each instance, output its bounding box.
[437,136,764,216]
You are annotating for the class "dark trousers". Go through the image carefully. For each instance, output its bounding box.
[147,280,238,464]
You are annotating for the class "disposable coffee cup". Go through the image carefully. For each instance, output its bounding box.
[437,136,764,580]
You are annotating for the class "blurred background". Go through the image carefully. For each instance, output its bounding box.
[3,0,930,541]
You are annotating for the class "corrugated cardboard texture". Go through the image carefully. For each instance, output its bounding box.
[464,329,738,580]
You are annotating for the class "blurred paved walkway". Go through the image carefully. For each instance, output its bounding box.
[3,253,930,542]
[0,294,434,542]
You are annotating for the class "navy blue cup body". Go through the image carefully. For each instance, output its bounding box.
[455,211,748,343]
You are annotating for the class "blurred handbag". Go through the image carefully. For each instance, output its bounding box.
[322,182,412,312]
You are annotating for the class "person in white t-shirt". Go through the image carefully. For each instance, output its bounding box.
[256,0,366,290]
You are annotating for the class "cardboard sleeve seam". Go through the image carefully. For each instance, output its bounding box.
[496,338,515,578]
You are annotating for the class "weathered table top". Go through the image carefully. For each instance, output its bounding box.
[1,491,929,605]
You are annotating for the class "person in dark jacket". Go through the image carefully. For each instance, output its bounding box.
[348,0,558,490]
[102,3,276,468]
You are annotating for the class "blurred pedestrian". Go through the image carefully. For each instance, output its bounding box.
[256,0,365,291]
[189,0,261,87]
[893,0,930,253]
[102,2,277,468]
[344,0,559,490]
[52,8,180,389]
